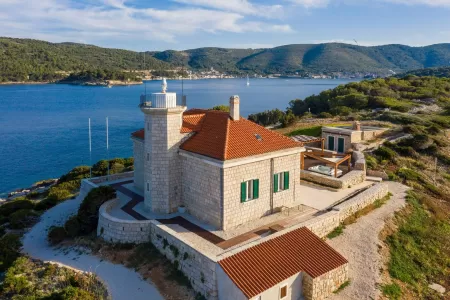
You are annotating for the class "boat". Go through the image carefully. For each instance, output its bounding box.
[107,84,113,88]
[246,75,250,86]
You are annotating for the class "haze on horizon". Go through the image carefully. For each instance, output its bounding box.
[0,0,449,52]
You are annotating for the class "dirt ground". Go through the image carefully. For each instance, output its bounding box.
[327,182,409,300]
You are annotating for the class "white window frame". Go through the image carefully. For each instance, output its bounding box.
[279,283,288,300]
[275,172,286,192]
[245,179,254,201]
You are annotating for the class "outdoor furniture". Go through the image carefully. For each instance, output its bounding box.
[308,165,343,177]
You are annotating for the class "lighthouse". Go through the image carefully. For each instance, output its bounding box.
[140,79,187,213]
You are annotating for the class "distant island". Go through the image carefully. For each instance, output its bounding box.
[57,69,143,86]
[1,37,450,83]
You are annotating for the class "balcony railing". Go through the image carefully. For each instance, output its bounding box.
[139,94,187,108]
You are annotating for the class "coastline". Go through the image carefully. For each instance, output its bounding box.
[0,81,51,85]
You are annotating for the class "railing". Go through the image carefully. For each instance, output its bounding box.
[139,94,187,108]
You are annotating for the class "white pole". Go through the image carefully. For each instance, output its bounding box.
[89,118,92,178]
[106,117,110,179]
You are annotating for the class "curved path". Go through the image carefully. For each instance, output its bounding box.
[22,195,164,300]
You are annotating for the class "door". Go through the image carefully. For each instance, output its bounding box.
[337,137,345,153]
[328,136,335,151]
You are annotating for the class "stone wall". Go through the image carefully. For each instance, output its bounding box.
[79,179,98,200]
[89,171,134,185]
[352,151,366,171]
[300,170,365,189]
[132,139,144,191]
[302,264,349,300]
[362,128,386,140]
[150,221,218,299]
[301,211,340,238]
[222,153,300,230]
[366,170,389,180]
[181,155,222,229]
[333,183,389,222]
[97,199,152,243]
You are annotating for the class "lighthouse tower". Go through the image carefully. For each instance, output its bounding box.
[140,79,187,213]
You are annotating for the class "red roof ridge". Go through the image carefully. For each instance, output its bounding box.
[223,116,231,159]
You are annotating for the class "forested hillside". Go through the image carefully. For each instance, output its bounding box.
[399,66,450,78]
[0,38,170,82]
[2,37,450,82]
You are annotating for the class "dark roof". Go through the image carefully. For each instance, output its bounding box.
[218,227,348,299]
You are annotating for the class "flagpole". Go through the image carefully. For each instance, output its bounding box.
[106,117,110,179]
[89,118,92,178]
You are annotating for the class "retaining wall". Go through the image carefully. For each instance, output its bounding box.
[79,179,98,200]
[302,264,349,300]
[301,170,365,189]
[352,151,366,171]
[333,183,389,222]
[89,171,134,185]
[366,170,389,180]
[150,221,218,299]
[97,199,153,243]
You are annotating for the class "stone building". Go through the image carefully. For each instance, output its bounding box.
[132,86,304,230]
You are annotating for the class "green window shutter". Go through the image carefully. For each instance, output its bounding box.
[240,182,246,202]
[274,174,279,193]
[253,179,259,199]
[284,172,290,190]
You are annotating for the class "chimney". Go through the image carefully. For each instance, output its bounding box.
[229,95,240,121]
[352,121,361,131]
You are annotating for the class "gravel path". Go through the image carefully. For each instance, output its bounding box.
[328,182,409,300]
[22,194,164,300]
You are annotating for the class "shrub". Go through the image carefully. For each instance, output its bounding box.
[374,146,397,161]
[365,155,378,170]
[48,226,67,245]
[317,112,333,118]
[211,105,229,112]
[280,111,297,127]
[44,286,96,300]
[0,199,35,216]
[397,168,422,181]
[8,209,40,229]
[64,215,81,238]
[58,166,90,184]
[35,196,59,211]
[0,234,22,272]
[47,187,72,202]
[75,186,116,235]
[327,225,345,239]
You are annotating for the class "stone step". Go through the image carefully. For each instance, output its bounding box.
[366,176,383,182]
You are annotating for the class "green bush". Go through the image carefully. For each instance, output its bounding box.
[64,215,81,238]
[0,234,22,272]
[365,155,378,170]
[317,112,333,118]
[44,286,96,300]
[75,186,116,235]
[58,166,90,184]
[8,209,40,229]
[48,226,67,245]
[35,196,59,211]
[0,199,35,216]
[397,168,422,181]
[374,146,397,161]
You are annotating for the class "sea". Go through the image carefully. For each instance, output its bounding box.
[0,78,355,196]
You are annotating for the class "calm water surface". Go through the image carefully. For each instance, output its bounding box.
[0,78,355,195]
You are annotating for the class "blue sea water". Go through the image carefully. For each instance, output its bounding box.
[0,78,354,196]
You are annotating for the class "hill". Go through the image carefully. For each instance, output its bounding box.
[2,37,450,82]
[399,66,450,78]
[0,38,170,82]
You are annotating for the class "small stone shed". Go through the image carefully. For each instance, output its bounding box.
[322,122,386,153]
[217,227,348,300]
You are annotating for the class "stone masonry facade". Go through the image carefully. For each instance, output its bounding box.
[181,155,223,229]
[132,138,144,191]
[302,264,349,300]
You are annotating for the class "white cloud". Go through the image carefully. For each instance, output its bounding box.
[173,0,284,18]
[231,43,275,49]
[288,0,330,8]
[289,0,450,8]
[0,0,293,47]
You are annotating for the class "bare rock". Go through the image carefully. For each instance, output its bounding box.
[428,283,445,295]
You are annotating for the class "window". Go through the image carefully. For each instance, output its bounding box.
[146,182,149,192]
[147,153,150,161]
[328,136,335,151]
[240,179,259,202]
[274,172,289,193]
[280,284,287,299]
[337,137,345,153]
[147,122,149,130]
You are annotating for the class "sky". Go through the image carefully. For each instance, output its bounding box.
[0,0,449,51]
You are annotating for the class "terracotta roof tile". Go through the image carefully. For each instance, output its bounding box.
[218,227,348,299]
[131,129,144,139]
[180,110,301,160]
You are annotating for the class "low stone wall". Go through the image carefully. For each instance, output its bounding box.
[302,264,349,300]
[333,183,389,222]
[97,199,153,243]
[79,179,98,200]
[352,151,366,171]
[301,170,365,189]
[366,170,389,180]
[90,171,134,185]
[150,221,218,299]
[301,211,340,238]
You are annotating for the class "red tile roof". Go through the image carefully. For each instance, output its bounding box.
[218,227,348,299]
[131,129,144,139]
[131,109,301,160]
[180,109,301,160]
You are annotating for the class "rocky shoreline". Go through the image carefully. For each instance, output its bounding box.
[0,179,58,203]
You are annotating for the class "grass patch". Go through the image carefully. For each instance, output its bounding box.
[288,125,322,137]
[381,283,402,299]
[343,193,391,225]
[327,225,345,239]
[333,280,350,294]
[386,191,450,293]
[127,242,162,269]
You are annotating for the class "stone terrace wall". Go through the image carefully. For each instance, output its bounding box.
[150,221,218,299]
[301,170,365,189]
[97,199,153,243]
[302,264,349,300]
[89,171,134,185]
[352,151,366,171]
[79,179,98,200]
[333,183,389,222]
[300,211,340,238]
